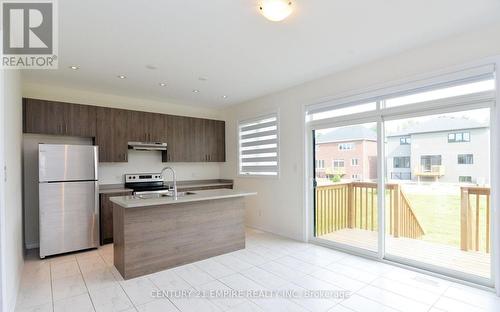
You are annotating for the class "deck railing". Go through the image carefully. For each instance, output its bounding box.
[315,182,425,239]
[461,186,490,253]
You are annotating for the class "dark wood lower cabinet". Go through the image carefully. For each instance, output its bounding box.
[100,191,133,244]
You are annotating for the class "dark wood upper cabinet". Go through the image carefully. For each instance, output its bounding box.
[163,115,194,162]
[23,98,96,137]
[162,117,225,163]
[95,107,129,162]
[126,110,148,142]
[215,120,226,162]
[127,111,167,143]
[149,112,167,142]
[23,98,224,163]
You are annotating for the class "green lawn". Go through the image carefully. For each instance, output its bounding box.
[346,185,490,250]
[404,193,462,246]
[400,190,489,250]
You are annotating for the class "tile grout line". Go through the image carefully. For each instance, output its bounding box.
[49,260,55,312]
[75,253,99,312]
[96,248,138,312]
[146,270,183,312]
[428,283,452,312]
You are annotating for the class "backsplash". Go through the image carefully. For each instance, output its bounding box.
[98,149,222,184]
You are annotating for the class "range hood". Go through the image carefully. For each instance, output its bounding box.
[128,142,167,151]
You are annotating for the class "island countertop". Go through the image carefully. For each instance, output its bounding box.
[109,189,256,208]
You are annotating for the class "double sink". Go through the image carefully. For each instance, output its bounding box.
[134,191,196,199]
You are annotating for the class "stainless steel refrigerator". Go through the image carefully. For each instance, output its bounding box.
[39,144,99,258]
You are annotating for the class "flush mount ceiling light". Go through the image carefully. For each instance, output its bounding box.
[117,75,127,79]
[159,82,167,87]
[69,65,80,70]
[192,89,200,93]
[259,0,293,22]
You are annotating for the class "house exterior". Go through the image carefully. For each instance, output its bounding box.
[315,126,377,181]
[386,117,489,184]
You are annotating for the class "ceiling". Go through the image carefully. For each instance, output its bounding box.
[22,0,500,108]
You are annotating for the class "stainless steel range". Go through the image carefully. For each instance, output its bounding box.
[125,169,187,199]
[125,173,170,195]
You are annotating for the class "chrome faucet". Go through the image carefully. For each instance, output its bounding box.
[160,166,178,199]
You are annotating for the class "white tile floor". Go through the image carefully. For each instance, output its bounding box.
[15,228,500,312]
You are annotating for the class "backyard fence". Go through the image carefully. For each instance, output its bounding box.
[315,182,425,239]
[461,186,490,253]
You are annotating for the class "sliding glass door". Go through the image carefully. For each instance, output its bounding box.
[384,108,491,280]
[308,65,496,285]
[313,122,379,253]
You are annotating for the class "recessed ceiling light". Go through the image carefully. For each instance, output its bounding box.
[222,95,228,99]
[192,89,200,93]
[199,76,208,81]
[259,0,293,22]
[159,82,167,87]
[145,65,157,70]
[117,75,127,79]
[69,65,80,70]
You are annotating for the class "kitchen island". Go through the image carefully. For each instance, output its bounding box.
[110,189,256,279]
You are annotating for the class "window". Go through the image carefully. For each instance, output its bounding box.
[448,132,470,143]
[333,160,345,168]
[239,113,279,176]
[393,156,411,168]
[385,78,495,108]
[458,154,473,164]
[459,176,472,183]
[420,155,442,171]
[315,160,325,169]
[351,174,361,180]
[400,137,411,145]
[338,143,354,151]
[308,102,376,121]
[351,158,359,166]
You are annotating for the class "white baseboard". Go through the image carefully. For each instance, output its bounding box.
[25,242,39,249]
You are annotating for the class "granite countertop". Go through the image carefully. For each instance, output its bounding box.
[109,189,256,208]
[99,179,233,194]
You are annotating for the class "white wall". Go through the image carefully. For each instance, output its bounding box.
[21,85,224,249]
[0,68,6,312]
[220,21,500,241]
[1,70,23,312]
[99,151,221,184]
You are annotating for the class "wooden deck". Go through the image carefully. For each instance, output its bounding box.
[319,228,490,278]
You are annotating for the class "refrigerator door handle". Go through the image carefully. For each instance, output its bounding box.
[93,147,99,180]
[94,180,100,246]
[94,181,99,215]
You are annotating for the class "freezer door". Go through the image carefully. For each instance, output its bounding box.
[39,144,98,182]
[39,181,99,258]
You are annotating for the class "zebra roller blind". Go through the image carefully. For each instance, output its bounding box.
[238,113,279,176]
